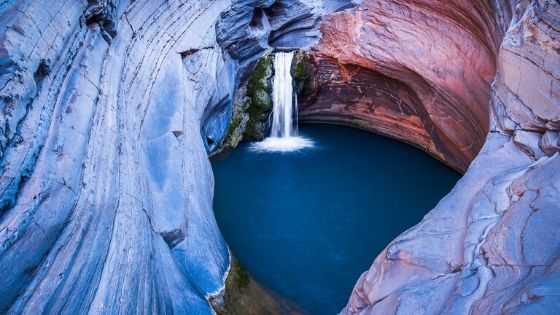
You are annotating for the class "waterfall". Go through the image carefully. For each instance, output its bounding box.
[251,51,313,152]
[271,51,296,137]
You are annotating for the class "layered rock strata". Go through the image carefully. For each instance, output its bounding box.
[213,0,360,153]
[0,0,361,313]
[216,0,358,76]
[342,1,560,313]
[298,0,507,171]
[0,1,234,313]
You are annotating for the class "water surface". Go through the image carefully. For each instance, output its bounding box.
[212,125,460,314]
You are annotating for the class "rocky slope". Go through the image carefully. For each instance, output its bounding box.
[340,0,560,313]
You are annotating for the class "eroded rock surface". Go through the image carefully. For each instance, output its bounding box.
[0,0,362,313]
[216,0,358,74]
[0,1,233,313]
[299,0,506,171]
[342,1,560,313]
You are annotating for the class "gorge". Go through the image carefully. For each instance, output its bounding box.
[0,0,558,315]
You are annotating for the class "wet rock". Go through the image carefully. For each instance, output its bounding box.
[243,54,274,140]
[210,256,305,315]
[211,53,274,156]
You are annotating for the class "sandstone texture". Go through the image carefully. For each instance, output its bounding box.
[299,0,507,171]
[213,0,360,152]
[341,1,560,313]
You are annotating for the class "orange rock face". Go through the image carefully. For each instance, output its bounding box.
[299,0,504,171]
[338,0,560,314]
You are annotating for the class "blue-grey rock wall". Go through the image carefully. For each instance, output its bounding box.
[0,1,234,313]
[215,0,358,80]
[0,0,359,313]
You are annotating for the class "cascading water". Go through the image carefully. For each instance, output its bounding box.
[251,51,314,152]
[271,52,295,137]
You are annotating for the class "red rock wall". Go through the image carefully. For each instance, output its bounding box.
[298,56,441,165]
[300,0,505,171]
[340,0,560,313]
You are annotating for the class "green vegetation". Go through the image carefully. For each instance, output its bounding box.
[246,55,273,110]
[292,52,315,98]
[293,56,307,82]
[212,54,274,155]
[225,100,249,148]
[210,256,303,315]
[215,51,318,154]
[231,259,250,290]
[244,54,273,140]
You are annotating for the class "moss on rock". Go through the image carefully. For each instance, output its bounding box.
[230,258,250,290]
[210,91,250,157]
[291,51,317,101]
[213,51,317,155]
[212,54,275,156]
[210,257,304,315]
[244,54,274,140]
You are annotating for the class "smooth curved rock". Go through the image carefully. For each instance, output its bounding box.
[216,0,358,78]
[299,0,506,171]
[342,1,560,313]
[0,0,361,313]
[0,1,233,313]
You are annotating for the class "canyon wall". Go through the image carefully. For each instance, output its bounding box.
[0,1,234,313]
[0,0,358,313]
[298,0,506,171]
[341,0,560,313]
[213,0,360,152]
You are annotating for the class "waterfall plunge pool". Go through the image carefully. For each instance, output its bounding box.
[212,124,460,314]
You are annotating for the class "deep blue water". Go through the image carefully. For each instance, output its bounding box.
[212,125,460,315]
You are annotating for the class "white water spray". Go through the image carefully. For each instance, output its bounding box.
[271,52,295,137]
[251,51,313,152]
